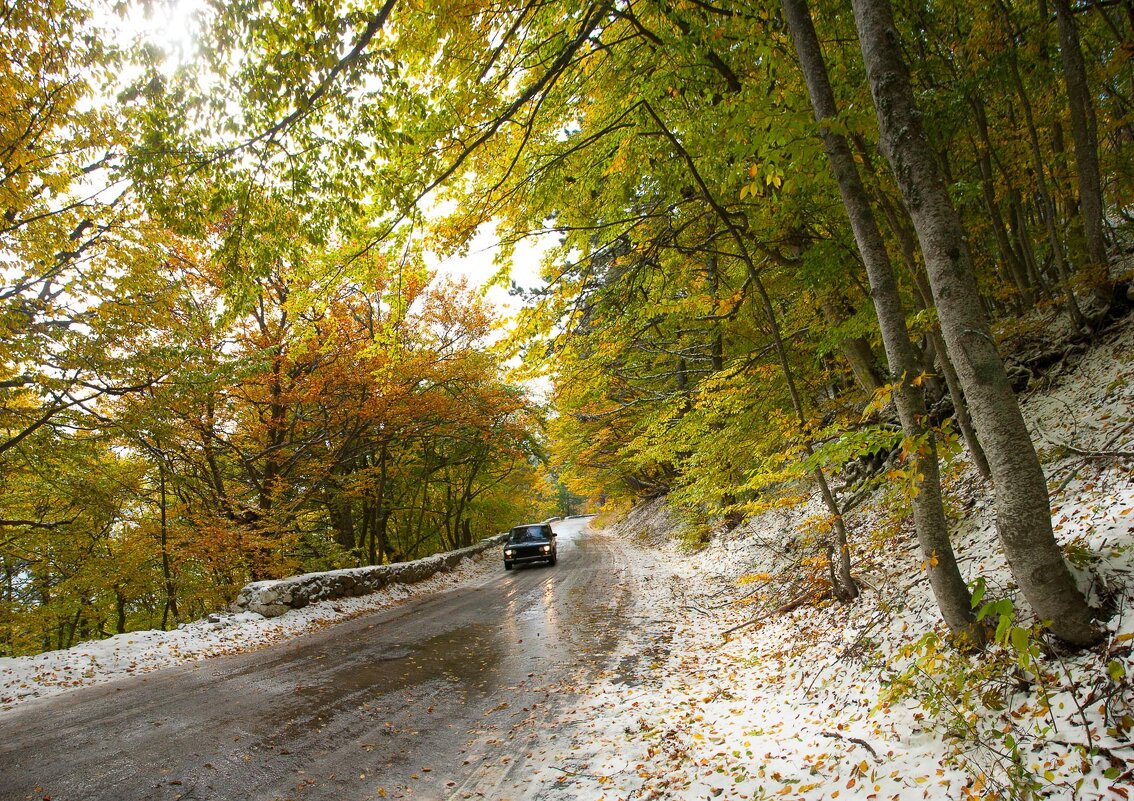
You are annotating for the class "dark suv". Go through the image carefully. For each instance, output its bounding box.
[503,523,557,570]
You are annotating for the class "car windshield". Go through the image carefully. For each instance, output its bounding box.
[508,526,550,543]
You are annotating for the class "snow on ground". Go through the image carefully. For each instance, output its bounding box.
[0,548,503,712]
[519,317,1134,801]
[2,316,1131,800]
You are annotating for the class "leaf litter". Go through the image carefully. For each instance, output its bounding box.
[499,318,1134,800]
[2,319,1132,801]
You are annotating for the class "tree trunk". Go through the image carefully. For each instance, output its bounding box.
[851,122,991,479]
[751,269,858,602]
[643,100,859,602]
[261,353,287,517]
[1051,0,1113,306]
[3,560,12,655]
[1009,192,1046,292]
[1004,30,1087,327]
[781,0,980,642]
[707,255,726,372]
[929,328,991,480]
[115,588,127,635]
[329,490,356,553]
[850,0,1099,646]
[970,95,1034,309]
[820,295,885,393]
[374,437,389,563]
[159,463,178,628]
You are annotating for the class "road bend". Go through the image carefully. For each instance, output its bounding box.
[0,517,646,801]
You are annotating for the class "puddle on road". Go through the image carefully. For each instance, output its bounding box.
[260,527,647,770]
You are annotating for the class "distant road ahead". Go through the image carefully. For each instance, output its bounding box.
[0,517,641,801]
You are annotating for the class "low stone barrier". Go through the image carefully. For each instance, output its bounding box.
[233,533,508,618]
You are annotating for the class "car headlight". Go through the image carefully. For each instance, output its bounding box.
[505,549,513,556]
[542,545,551,552]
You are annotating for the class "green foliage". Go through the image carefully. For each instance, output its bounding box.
[876,583,1104,798]
[879,628,1052,799]
[5,0,1131,652]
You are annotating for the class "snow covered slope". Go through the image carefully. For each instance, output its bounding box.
[524,316,1134,800]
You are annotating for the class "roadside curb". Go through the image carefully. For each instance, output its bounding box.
[234,533,508,618]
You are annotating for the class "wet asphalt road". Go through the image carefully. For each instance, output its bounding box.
[0,518,638,801]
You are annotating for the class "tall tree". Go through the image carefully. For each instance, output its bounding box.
[1050,0,1113,306]
[849,0,1098,645]
[780,0,980,642]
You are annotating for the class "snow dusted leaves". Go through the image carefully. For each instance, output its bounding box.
[1,320,1130,798]
[512,322,1134,800]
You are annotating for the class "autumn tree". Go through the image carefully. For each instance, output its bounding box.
[780,0,981,642]
[849,0,1099,645]
[5,0,1130,653]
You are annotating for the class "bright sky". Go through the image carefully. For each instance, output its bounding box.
[423,221,553,317]
[120,0,201,68]
[126,0,554,322]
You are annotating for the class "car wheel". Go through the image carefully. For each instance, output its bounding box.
[504,561,513,570]
[548,553,557,566]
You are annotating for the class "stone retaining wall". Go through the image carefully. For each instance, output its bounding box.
[233,533,508,618]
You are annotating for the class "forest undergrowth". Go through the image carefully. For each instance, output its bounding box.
[531,309,1134,801]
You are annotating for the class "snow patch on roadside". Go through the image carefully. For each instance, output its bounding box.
[0,548,502,713]
[522,319,1134,800]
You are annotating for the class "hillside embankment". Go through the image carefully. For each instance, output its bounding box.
[518,311,1134,801]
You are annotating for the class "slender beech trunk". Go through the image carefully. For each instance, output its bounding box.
[1051,0,1113,304]
[1009,192,1046,292]
[3,560,12,655]
[370,437,390,565]
[1004,28,1087,327]
[708,256,725,372]
[750,269,858,601]
[358,500,371,567]
[708,255,740,514]
[159,463,178,628]
[781,0,980,642]
[412,468,430,558]
[643,101,857,600]
[64,607,81,649]
[261,352,286,517]
[115,589,127,635]
[378,438,390,562]
[908,261,992,480]
[376,505,390,564]
[850,0,1098,646]
[331,496,356,551]
[851,134,991,479]
[930,328,991,480]
[970,95,1034,308]
[820,295,885,393]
